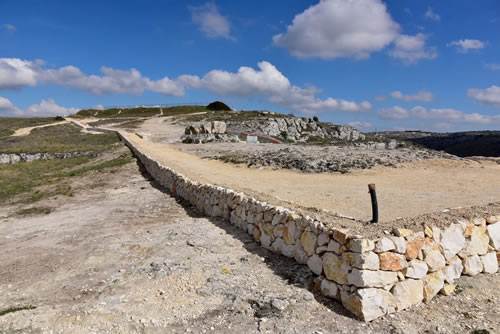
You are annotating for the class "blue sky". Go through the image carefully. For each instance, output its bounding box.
[1,0,499,131]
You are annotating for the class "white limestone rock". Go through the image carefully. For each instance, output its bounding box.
[342,251,379,270]
[440,223,465,260]
[341,288,396,322]
[442,256,463,283]
[307,254,323,275]
[347,268,398,288]
[391,279,424,311]
[423,270,445,302]
[403,259,428,279]
[323,252,351,285]
[349,238,375,253]
[480,252,498,274]
[463,255,482,276]
[374,238,395,253]
[320,279,338,299]
[389,236,406,254]
[422,239,446,272]
[487,222,500,250]
[317,232,330,246]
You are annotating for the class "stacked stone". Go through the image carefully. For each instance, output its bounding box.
[119,132,500,322]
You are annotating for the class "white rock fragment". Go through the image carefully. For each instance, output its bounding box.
[341,288,396,322]
[391,279,424,311]
[487,222,500,250]
[347,268,398,288]
[349,238,375,253]
[307,254,323,276]
[480,252,499,274]
[442,256,463,283]
[320,279,338,299]
[462,255,482,276]
[440,223,465,260]
[403,259,428,279]
[374,238,395,253]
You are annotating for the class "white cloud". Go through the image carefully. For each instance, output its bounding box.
[0,96,79,117]
[0,58,371,115]
[3,23,16,33]
[93,104,105,110]
[425,7,440,21]
[189,2,234,40]
[389,33,438,63]
[272,0,400,59]
[378,105,500,124]
[391,90,434,102]
[468,85,500,107]
[0,58,39,89]
[378,106,410,119]
[348,121,373,129]
[447,39,485,53]
[485,64,500,71]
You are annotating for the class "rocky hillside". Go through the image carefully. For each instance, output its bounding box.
[226,117,365,142]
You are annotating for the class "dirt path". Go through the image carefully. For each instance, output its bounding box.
[1,158,497,334]
[119,131,500,228]
[11,120,69,136]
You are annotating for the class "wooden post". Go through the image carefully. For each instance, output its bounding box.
[368,183,378,223]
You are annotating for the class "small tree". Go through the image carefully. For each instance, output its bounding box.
[206,101,231,111]
[280,130,288,140]
[313,116,319,122]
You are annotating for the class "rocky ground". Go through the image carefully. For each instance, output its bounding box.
[0,149,498,334]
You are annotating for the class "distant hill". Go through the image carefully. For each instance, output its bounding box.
[371,130,500,157]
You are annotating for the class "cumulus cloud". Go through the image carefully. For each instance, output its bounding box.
[425,7,440,21]
[0,58,39,89]
[0,58,371,115]
[447,39,485,53]
[3,23,16,33]
[468,85,500,107]
[348,121,373,129]
[272,0,399,59]
[378,105,500,124]
[0,96,79,117]
[391,90,434,102]
[389,33,438,63]
[189,2,234,40]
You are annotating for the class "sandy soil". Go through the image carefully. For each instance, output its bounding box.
[1,154,498,334]
[119,131,500,235]
[11,121,69,136]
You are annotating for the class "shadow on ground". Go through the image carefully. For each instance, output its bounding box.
[135,159,356,320]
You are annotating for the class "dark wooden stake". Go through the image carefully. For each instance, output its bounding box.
[368,183,378,223]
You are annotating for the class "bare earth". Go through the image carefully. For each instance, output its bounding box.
[1,157,498,334]
[120,129,500,236]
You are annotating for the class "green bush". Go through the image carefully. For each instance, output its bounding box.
[206,101,231,111]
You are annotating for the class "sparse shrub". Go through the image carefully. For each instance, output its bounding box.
[280,130,288,139]
[287,112,295,117]
[313,116,319,122]
[206,101,231,111]
[55,116,65,121]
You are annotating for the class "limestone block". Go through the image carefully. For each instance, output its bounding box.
[374,238,395,253]
[472,217,486,226]
[349,238,375,253]
[320,279,338,299]
[300,231,318,256]
[422,239,446,272]
[379,252,408,271]
[318,232,330,246]
[405,235,425,260]
[253,226,261,242]
[480,252,499,274]
[461,225,489,256]
[392,228,413,238]
[294,243,309,265]
[281,243,295,258]
[332,228,350,245]
[440,223,465,260]
[307,254,323,275]
[486,216,498,224]
[487,222,500,250]
[271,238,285,254]
[271,211,287,225]
[342,251,380,270]
[327,239,342,254]
[391,279,424,311]
[389,236,407,254]
[442,256,463,283]
[462,255,482,276]
[348,268,398,288]
[423,270,444,302]
[323,252,351,284]
[440,284,455,296]
[341,288,396,322]
[261,222,274,235]
[283,220,296,245]
[273,224,284,238]
[401,260,426,279]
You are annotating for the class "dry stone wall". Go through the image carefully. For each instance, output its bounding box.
[119,132,500,322]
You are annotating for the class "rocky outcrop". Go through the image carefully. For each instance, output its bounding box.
[227,117,365,142]
[182,134,240,144]
[0,151,95,164]
[185,121,227,135]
